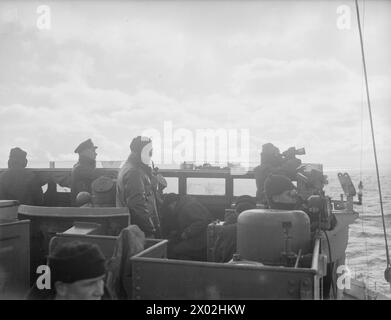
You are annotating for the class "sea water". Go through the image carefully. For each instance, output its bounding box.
[324,170,391,298]
[187,169,391,298]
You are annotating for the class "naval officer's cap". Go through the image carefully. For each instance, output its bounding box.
[74,139,98,154]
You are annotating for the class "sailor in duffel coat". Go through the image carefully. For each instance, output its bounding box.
[116,136,160,238]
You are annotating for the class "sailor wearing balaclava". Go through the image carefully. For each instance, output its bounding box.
[116,136,160,237]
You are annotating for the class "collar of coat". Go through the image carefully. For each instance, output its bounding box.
[76,156,96,168]
[127,153,153,178]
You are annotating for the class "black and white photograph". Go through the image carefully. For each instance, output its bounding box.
[0,0,391,306]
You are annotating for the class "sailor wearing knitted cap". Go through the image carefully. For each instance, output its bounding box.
[49,242,106,300]
[26,241,110,300]
[264,174,299,210]
[0,147,43,205]
[116,136,160,237]
[254,142,302,205]
[8,147,28,168]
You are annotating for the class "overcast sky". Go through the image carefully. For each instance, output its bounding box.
[0,0,390,171]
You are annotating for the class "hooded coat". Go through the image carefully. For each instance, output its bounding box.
[116,153,159,237]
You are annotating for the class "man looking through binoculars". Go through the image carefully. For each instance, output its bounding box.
[254,143,305,206]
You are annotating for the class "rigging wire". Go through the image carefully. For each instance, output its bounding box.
[357,0,370,292]
[354,0,391,283]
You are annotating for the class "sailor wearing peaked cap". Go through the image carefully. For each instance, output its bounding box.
[70,139,100,206]
[71,139,117,206]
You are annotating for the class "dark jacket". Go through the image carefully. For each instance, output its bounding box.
[0,168,43,206]
[70,157,101,206]
[162,195,212,261]
[116,154,159,237]
[254,163,280,203]
[214,223,237,263]
[106,225,145,300]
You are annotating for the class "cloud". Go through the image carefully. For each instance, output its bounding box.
[231,57,355,97]
[0,1,390,171]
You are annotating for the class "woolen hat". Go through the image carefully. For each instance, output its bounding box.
[264,174,295,199]
[48,241,106,284]
[9,147,27,160]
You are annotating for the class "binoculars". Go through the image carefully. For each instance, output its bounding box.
[281,147,306,159]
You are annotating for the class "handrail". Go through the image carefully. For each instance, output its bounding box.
[0,168,258,205]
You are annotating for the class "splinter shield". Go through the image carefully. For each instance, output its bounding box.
[131,239,322,300]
